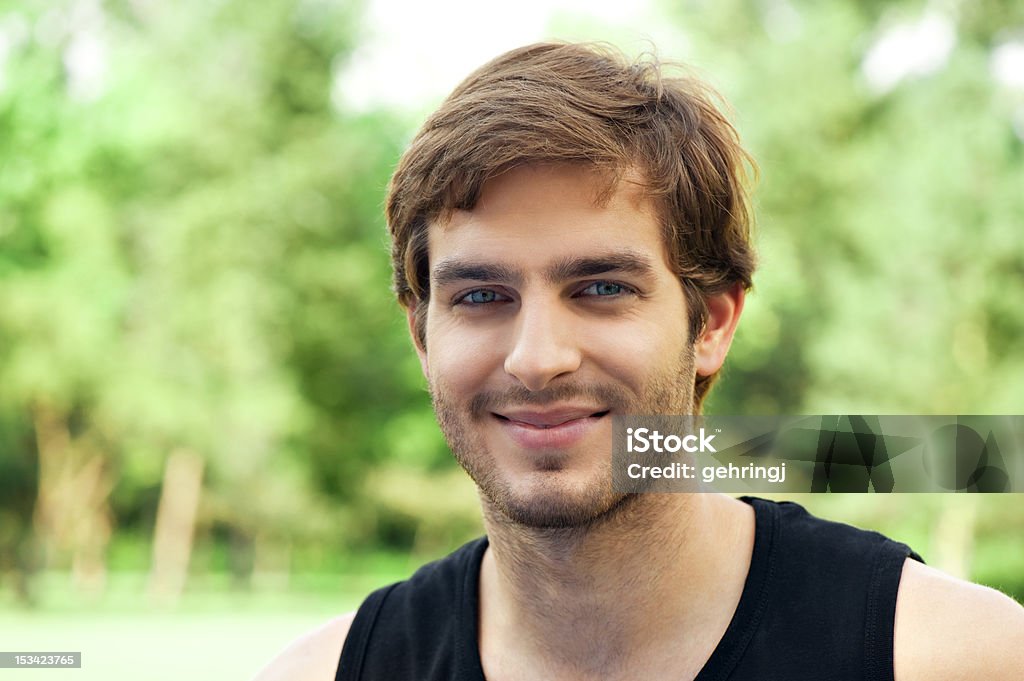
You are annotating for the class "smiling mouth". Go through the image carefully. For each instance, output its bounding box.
[492,410,610,429]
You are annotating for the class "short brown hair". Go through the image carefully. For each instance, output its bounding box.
[386,41,756,408]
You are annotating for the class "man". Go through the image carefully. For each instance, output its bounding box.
[254,42,1024,680]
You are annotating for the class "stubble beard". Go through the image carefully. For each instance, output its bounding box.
[430,346,696,530]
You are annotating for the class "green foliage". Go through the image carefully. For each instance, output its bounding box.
[1,0,1022,603]
[0,0,430,591]
[677,0,1024,415]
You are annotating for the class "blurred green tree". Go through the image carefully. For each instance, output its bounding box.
[1,0,1022,606]
[0,0,445,601]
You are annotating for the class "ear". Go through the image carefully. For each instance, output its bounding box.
[694,283,745,377]
[406,305,429,379]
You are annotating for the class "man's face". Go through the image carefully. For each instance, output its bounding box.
[415,164,702,528]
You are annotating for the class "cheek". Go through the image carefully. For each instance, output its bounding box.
[426,323,507,396]
[581,315,689,380]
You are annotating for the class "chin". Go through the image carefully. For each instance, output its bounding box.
[484,472,632,529]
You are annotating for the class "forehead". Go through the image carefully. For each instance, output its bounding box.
[428,164,670,269]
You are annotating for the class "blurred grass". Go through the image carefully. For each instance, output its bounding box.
[0,560,410,681]
[0,610,335,681]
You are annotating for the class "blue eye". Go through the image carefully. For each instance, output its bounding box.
[458,289,506,305]
[580,281,629,297]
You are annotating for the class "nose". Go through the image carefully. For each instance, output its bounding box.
[503,297,583,392]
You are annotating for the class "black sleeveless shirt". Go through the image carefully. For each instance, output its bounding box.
[336,497,923,681]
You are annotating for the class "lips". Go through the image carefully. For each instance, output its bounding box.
[495,406,609,426]
[492,406,610,448]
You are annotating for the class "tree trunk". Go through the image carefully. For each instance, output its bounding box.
[31,402,113,597]
[148,448,204,606]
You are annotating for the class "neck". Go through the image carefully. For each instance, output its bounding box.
[478,493,755,681]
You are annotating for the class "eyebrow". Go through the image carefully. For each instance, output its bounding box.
[432,261,523,288]
[545,252,657,283]
[431,251,657,288]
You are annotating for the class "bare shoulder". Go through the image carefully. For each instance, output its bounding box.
[249,612,356,681]
[894,558,1024,681]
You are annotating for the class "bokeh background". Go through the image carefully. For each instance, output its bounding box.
[1,0,1023,678]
